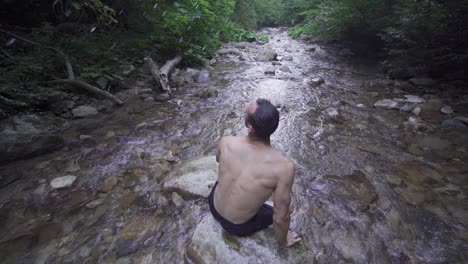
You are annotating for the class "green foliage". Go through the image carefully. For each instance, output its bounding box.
[223,23,269,42]
[288,24,304,39]
[231,0,258,30]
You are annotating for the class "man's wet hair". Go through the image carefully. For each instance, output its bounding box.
[246,98,280,139]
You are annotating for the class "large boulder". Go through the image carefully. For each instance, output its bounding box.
[0,115,66,163]
[187,215,312,264]
[163,156,218,198]
[255,48,278,62]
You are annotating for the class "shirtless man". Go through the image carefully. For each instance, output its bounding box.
[208,98,301,247]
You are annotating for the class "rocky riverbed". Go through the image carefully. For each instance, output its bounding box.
[0,28,467,263]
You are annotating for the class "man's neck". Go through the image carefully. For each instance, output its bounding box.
[247,133,271,146]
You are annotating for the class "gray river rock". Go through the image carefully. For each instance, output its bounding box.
[188,214,314,264]
[163,155,218,198]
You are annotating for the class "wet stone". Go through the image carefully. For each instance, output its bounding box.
[440,106,454,115]
[255,48,277,61]
[50,175,77,189]
[86,198,104,209]
[308,78,325,87]
[404,95,425,103]
[163,156,218,198]
[409,77,436,87]
[315,171,377,212]
[155,94,171,102]
[264,66,276,75]
[279,66,291,73]
[72,105,98,118]
[281,55,293,61]
[101,176,118,192]
[117,239,140,257]
[400,103,417,112]
[171,192,184,207]
[120,192,139,208]
[187,215,311,263]
[374,99,398,110]
[442,119,467,128]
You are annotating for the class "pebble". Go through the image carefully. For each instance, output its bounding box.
[440,106,453,115]
[374,99,398,109]
[412,106,421,116]
[86,199,104,209]
[50,175,77,189]
[171,192,184,206]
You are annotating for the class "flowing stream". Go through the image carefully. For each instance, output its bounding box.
[0,28,467,263]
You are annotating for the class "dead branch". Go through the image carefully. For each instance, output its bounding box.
[0,29,123,105]
[50,79,123,105]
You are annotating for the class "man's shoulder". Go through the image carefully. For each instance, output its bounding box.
[219,136,244,146]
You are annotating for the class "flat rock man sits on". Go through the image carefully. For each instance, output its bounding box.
[209,98,301,247]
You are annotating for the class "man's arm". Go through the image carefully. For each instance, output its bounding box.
[273,161,295,247]
[216,137,223,163]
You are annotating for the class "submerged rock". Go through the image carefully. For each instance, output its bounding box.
[255,48,278,62]
[400,103,417,112]
[197,70,210,83]
[314,171,377,212]
[440,105,454,115]
[404,95,425,103]
[50,175,77,189]
[163,156,218,198]
[412,106,421,116]
[171,192,184,206]
[308,78,325,87]
[409,78,436,87]
[374,99,398,109]
[265,66,276,75]
[442,119,467,128]
[187,215,310,264]
[279,66,291,73]
[326,108,344,123]
[72,105,98,118]
[155,94,171,102]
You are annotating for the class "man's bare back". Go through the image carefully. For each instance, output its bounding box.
[207,98,301,247]
[214,136,292,224]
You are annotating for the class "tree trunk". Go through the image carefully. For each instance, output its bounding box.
[158,55,182,94]
[143,56,162,90]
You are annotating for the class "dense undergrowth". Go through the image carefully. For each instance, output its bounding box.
[1,0,467,118]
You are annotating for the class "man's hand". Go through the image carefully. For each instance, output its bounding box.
[286,230,301,247]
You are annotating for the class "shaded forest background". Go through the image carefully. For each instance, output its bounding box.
[1,0,467,118]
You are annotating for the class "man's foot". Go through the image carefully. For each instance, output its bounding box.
[287,230,301,247]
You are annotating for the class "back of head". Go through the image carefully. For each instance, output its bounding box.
[246,98,280,139]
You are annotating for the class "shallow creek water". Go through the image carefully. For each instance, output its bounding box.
[0,28,467,263]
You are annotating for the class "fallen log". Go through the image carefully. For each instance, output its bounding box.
[159,55,182,94]
[0,29,123,105]
[143,56,162,90]
[50,79,123,105]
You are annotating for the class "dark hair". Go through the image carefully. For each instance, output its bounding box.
[246,98,280,139]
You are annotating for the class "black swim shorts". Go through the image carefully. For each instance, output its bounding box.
[208,182,273,237]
